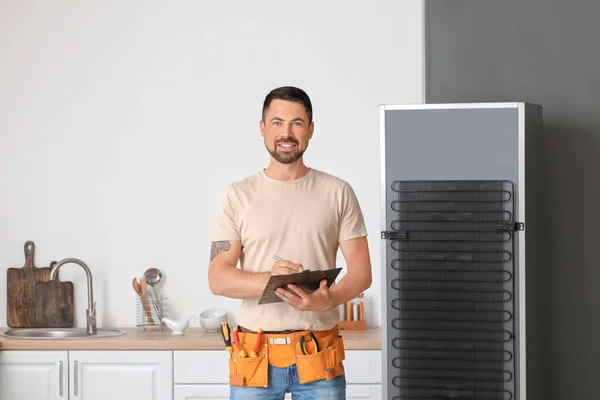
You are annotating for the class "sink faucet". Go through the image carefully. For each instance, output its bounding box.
[50,258,97,335]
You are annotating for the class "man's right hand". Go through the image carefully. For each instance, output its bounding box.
[271,259,304,275]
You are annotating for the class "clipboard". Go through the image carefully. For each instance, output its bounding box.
[257,268,343,305]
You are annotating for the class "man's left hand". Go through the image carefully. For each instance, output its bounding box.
[275,280,335,311]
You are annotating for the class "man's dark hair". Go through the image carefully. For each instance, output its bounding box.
[262,86,313,122]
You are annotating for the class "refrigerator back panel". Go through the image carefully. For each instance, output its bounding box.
[389,180,517,400]
[382,106,523,400]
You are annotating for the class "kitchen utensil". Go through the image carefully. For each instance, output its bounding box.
[199,308,228,332]
[145,289,162,322]
[133,278,161,324]
[7,241,53,328]
[132,277,154,324]
[139,282,161,321]
[143,268,163,316]
[35,269,74,328]
[132,277,141,295]
[140,277,154,325]
[144,267,162,287]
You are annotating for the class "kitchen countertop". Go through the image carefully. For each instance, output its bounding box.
[0,327,381,351]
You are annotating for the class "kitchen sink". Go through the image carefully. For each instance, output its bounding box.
[2,328,126,339]
[2,258,128,340]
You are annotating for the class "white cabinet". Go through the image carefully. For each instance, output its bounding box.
[0,348,381,400]
[0,350,171,400]
[345,350,382,399]
[69,351,172,400]
[174,350,230,400]
[0,351,69,400]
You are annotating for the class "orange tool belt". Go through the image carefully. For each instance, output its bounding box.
[220,323,345,388]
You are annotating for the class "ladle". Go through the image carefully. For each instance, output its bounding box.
[144,268,163,318]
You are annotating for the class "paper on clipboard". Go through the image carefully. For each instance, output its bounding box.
[257,268,343,305]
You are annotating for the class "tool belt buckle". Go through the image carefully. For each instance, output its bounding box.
[269,337,291,345]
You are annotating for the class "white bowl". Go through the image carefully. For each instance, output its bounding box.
[199,308,228,332]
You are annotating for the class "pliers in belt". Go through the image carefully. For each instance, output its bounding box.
[300,332,319,355]
[232,327,247,358]
[249,328,263,358]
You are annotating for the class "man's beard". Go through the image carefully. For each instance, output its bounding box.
[268,138,304,164]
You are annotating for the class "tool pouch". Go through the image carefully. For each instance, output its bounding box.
[227,343,269,388]
[295,332,346,385]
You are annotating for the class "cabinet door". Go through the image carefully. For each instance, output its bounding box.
[0,351,68,400]
[70,350,172,400]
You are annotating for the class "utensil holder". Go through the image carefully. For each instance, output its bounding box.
[136,295,168,330]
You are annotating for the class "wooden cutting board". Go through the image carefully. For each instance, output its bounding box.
[35,279,74,328]
[6,241,52,328]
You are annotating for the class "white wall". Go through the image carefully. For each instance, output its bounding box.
[0,1,424,329]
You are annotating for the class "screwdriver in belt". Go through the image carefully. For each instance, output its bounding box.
[220,322,232,351]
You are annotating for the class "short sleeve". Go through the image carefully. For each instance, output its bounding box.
[338,182,368,243]
[212,186,241,241]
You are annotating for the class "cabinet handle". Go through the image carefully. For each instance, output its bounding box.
[58,361,63,397]
[73,360,78,396]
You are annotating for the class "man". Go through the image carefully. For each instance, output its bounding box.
[208,86,372,399]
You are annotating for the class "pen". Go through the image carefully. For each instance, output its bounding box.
[273,255,307,273]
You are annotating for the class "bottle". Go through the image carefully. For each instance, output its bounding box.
[358,297,364,321]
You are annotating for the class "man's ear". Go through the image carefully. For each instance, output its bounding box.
[309,121,314,139]
[260,119,265,138]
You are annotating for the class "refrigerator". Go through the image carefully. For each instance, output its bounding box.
[380,103,547,400]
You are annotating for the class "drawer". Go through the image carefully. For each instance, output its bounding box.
[347,384,383,399]
[174,385,230,399]
[173,385,295,399]
[174,350,230,384]
[344,350,382,384]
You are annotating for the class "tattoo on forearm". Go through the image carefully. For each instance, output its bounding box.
[211,241,231,261]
